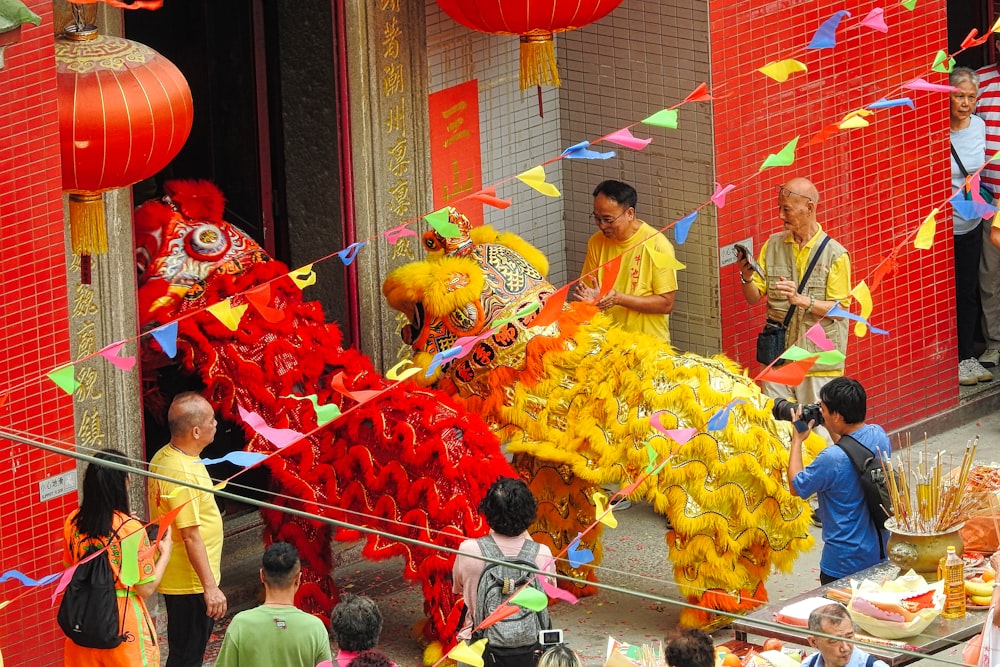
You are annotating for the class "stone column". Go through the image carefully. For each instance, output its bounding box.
[54,1,145,515]
[344,0,432,370]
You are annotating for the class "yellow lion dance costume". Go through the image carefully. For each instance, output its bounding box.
[382,210,815,626]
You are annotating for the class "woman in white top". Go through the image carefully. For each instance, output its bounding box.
[951,67,993,386]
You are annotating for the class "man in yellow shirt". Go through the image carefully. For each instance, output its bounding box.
[575,180,678,343]
[738,177,851,404]
[148,392,227,667]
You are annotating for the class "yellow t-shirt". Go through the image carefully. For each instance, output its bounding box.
[581,220,678,342]
[147,444,224,594]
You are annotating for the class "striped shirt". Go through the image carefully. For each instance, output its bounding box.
[976,64,1000,189]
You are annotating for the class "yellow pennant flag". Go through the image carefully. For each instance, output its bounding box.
[850,280,873,337]
[758,59,808,82]
[516,166,561,197]
[447,639,488,667]
[649,249,686,270]
[838,115,869,130]
[992,16,1000,33]
[592,491,618,528]
[207,300,248,332]
[386,359,424,382]
[914,208,938,249]
[288,264,317,289]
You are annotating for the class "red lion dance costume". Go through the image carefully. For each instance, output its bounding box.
[135,180,514,646]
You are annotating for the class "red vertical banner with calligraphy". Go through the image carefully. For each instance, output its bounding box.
[428,80,484,227]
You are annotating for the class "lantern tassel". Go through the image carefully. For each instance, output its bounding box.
[68,192,108,255]
[519,33,560,90]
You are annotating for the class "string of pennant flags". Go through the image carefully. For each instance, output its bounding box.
[3,3,1000,662]
[0,1,987,414]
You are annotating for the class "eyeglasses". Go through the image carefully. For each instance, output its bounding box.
[777,185,814,202]
[591,209,629,227]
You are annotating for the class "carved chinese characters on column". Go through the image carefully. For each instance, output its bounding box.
[379,0,414,248]
[429,80,484,227]
[70,259,106,451]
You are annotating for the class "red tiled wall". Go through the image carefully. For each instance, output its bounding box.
[712,1,954,432]
[0,2,77,665]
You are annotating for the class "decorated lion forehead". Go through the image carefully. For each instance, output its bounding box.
[383,212,552,362]
[135,179,269,299]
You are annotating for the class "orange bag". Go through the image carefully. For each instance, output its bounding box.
[966,632,984,666]
[961,517,1000,554]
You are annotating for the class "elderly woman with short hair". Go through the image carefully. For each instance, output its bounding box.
[951,66,993,386]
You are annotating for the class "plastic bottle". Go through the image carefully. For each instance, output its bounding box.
[941,546,966,619]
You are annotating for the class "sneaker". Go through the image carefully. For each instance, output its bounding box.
[960,358,990,385]
[968,357,994,382]
[981,348,1000,368]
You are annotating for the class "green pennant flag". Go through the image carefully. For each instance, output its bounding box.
[425,207,459,238]
[306,394,341,426]
[780,345,846,366]
[931,50,955,73]
[758,136,800,171]
[119,529,143,586]
[641,109,679,129]
[510,585,549,611]
[902,0,917,9]
[48,365,80,395]
[645,441,658,473]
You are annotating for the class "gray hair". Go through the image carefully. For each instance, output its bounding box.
[951,66,980,89]
[807,603,851,632]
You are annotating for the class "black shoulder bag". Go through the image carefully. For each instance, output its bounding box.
[756,235,832,365]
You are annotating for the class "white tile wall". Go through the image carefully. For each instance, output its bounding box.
[425,0,718,353]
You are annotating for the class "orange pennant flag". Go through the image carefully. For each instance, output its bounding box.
[758,357,818,385]
[682,82,713,103]
[330,372,384,404]
[599,255,622,298]
[807,124,841,146]
[528,286,569,328]
[868,256,898,292]
[478,603,519,630]
[245,284,284,323]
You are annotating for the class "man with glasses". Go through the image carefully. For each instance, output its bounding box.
[574,180,678,343]
[737,177,851,404]
[804,604,888,667]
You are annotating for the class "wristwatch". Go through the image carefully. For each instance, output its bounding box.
[739,272,752,284]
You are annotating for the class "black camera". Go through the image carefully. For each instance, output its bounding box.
[772,398,823,433]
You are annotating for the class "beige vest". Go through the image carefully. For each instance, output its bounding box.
[764,231,849,373]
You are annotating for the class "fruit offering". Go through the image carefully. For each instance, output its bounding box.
[965,568,996,607]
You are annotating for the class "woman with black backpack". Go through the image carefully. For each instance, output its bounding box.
[60,449,173,666]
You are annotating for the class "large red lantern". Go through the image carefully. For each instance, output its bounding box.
[434,0,625,90]
[55,23,193,257]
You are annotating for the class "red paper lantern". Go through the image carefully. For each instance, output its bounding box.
[434,0,624,89]
[55,25,193,256]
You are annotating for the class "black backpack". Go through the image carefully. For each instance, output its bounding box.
[836,434,895,559]
[471,536,551,667]
[58,526,128,649]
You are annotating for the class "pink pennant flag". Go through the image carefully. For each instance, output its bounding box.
[805,323,835,351]
[540,578,579,604]
[902,78,959,93]
[602,127,653,151]
[50,564,79,603]
[664,428,698,444]
[711,183,736,208]
[383,223,418,244]
[649,411,671,436]
[237,405,305,449]
[330,372,385,404]
[98,342,136,371]
[860,7,888,33]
